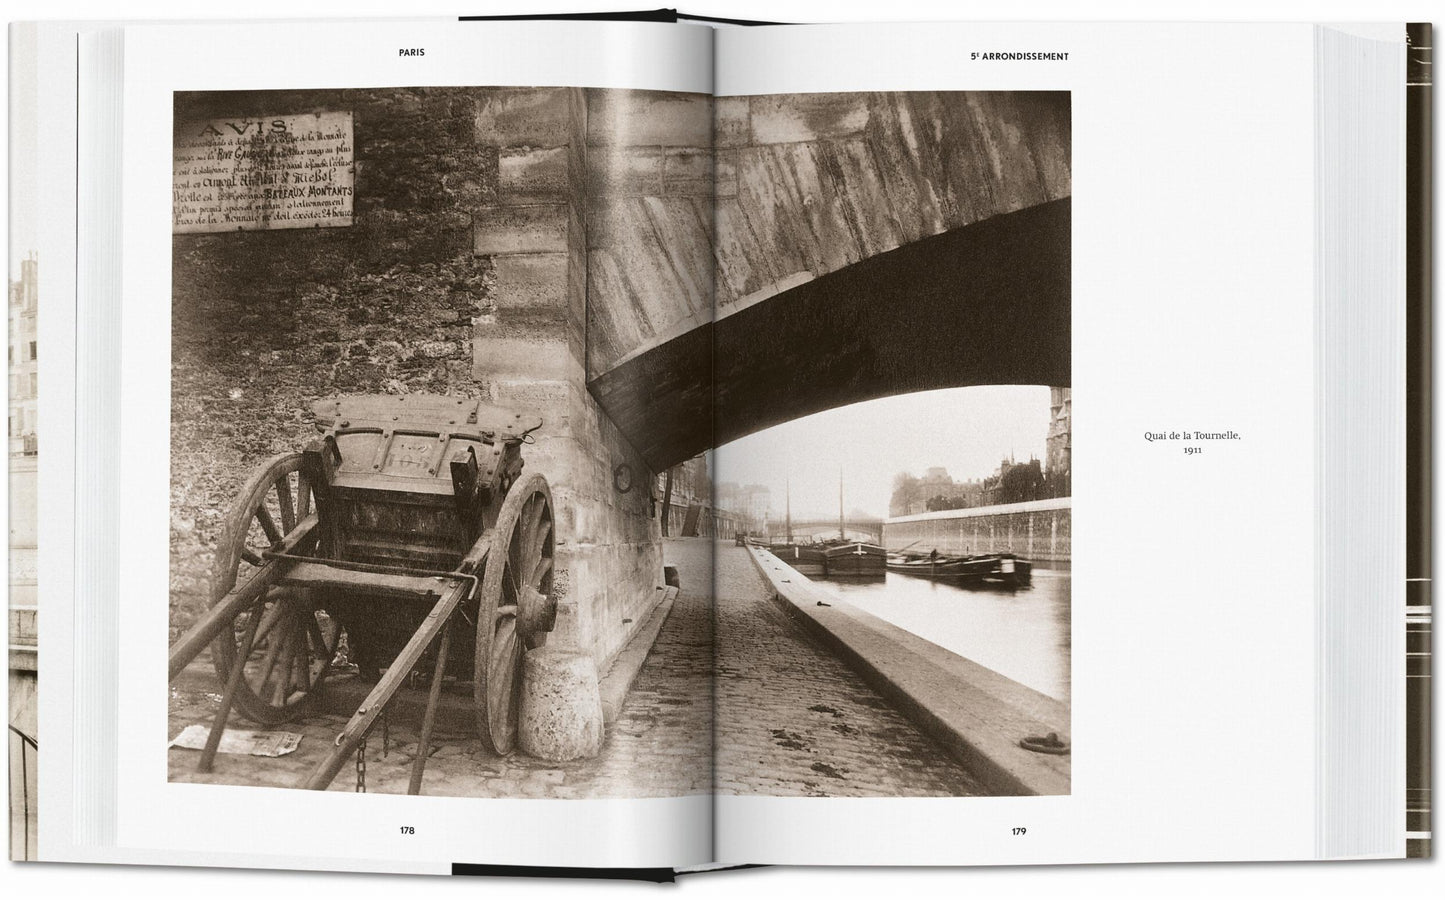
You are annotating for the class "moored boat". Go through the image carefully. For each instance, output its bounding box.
[823,541,887,576]
[885,551,1032,587]
[770,542,828,576]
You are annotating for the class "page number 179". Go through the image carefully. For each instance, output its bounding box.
[1012,827,1027,836]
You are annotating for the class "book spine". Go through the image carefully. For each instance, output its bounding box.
[1405,21,1433,861]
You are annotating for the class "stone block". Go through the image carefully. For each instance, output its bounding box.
[546,484,579,546]
[485,374,581,410]
[473,204,571,255]
[588,146,664,197]
[587,89,711,147]
[474,88,575,148]
[499,147,570,202]
[492,253,571,310]
[583,201,633,251]
[520,435,588,503]
[584,199,715,348]
[576,504,618,547]
[472,333,571,382]
[564,546,605,648]
[606,541,664,622]
[748,93,871,144]
[518,647,604,761]
[715,149,739,199]
[562,536,664,671]
[662,148,713,197]
[714,96,750,148]
[550,595,582,649]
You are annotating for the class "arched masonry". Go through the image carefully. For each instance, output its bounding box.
[582,91,1071,470]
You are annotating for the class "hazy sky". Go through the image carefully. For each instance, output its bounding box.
[714,385,1052,521]
[9,25,39,278]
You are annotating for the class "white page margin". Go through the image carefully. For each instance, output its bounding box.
[716,21,1323,865]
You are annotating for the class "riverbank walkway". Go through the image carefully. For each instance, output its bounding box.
[168,537,980,797]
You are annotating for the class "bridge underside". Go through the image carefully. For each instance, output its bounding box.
[587,197,1070,473]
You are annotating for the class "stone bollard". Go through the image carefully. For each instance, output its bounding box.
[518,647,604,761]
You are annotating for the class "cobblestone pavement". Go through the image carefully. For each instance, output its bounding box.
[703,540,981,797]
[168,575,712,798]
[168,538,977,797]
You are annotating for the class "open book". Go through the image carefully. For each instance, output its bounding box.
[6,14,1432,876]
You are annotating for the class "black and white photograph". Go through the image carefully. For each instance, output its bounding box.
[163,86,1070,800]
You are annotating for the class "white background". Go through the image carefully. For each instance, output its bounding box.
[4,1,1442,899]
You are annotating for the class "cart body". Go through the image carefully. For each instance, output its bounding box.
[167,393,559,791]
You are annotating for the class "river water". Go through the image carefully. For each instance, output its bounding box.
[816,566,1071,704]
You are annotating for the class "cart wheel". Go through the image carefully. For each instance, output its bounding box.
[209,452,339,725]
[474,470,556,754]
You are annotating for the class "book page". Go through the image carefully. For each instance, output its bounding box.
[89,17,717,873]
[708,21,1334,865]
[10,19,126,865]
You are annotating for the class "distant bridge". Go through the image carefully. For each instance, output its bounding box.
[767,518,884,545]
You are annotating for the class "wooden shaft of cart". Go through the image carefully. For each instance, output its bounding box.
[409,620,453,795]
[166,516,320,681]
[301,574,473,791]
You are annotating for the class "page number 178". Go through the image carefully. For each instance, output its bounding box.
[399,826,415,835]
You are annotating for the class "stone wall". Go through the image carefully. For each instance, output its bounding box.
[584,91,1071,378]
[884,499,1072,564]
[472,88,673,668]
[716,92,1070,317]
[584,90,715,381]
[170,87,677,672]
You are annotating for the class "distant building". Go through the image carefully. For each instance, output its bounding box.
[657,456,740,539]
[1047,386,1071,493]
[979,454,1044,506]
[891,466,984,516]
[9,254,38,456]
[895,386,1071,515]
[716,481,771,534]
[8,254,39,618]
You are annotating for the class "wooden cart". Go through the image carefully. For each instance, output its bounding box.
[166,394,557,793]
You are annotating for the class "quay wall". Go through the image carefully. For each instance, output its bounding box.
[885,498,1071,563]
[745,545,1070,796]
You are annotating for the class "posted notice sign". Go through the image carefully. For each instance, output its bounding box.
[173,111,355,233]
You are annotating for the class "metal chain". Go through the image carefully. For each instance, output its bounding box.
[381,707,390,759]
[355,731,367,793]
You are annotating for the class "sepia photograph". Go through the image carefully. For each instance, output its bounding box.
[9,34,41,853]
[164,85,1069,800]
[8,255,39,855]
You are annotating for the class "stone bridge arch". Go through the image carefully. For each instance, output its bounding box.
[579,90,1071,471]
